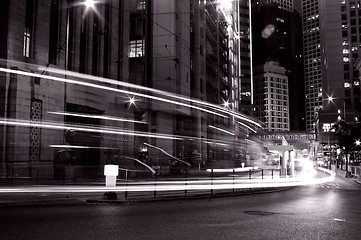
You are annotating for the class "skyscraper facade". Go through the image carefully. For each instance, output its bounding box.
[254,0,294,12]
[301,0,361,132]
[254,61,290,131]
[252,1,305,130]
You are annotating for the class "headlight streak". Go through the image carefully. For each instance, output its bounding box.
[0,117,253,149]
[0,67,229,119]
[0,168,335,193]
[237,121,257,133]
[124,156,156,174]
[40,66,262,129]
[143,143,191,166]
[47,111,147,124]
[49,145,118,150]
[208,125,235,136]
[206,167,259,173]
[0,118,182,140]
[0,60,262,130]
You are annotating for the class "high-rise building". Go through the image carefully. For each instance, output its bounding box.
[239,0,253,115]
[254,0,294,12]
[254,61,290,131]
[252,1,305,130]
[301,0,359,133]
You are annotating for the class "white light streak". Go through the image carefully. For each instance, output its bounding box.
[206,167,259,173]
[208,125,235,136]
[125,157,156,174]
[0,118,182,140]
[143,143,191,166]
[47,111,147,124]
[37,66,262,129]
[237,121,257,133]
[0,67,229,119]
[49,145,117,150]
[0,168,335,193]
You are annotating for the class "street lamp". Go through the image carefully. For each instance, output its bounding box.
[84,0,96,8]
[326,95,346,120]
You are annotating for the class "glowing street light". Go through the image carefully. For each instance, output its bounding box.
[356,140,360,146]
[84,0,96,8]
[126,96,136,108]
[218,0,232,10]
[325,95,346,120]
[222,100,230,108]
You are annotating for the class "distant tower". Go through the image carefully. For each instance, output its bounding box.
[252,1,305,130]
[254,61,290,131]
[254,0,294,12]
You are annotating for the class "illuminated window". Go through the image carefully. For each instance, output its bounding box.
[129,40,145,58]
[23,28,31,57]
[137,0,146,10]
[322,123,334,132]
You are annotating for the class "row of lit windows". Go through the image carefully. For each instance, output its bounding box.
[267,117,289,123]
[267,124,289,131]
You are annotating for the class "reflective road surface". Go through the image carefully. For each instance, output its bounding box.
[0,176,360,240]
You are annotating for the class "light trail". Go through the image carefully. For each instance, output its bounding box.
[49,145,118,150]
[143,143,191,166]
[208,125,235,136]
[0,67,229,119]
[0,168,335,193]
[0,60,263,131]
[206,167,259,173]
[40,66,263,129]
[47,111,147,124]
[237,121,257,133]
[0,118,182,140]
[124,156,156,174]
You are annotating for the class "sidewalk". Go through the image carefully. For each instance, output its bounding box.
[330,165,361,184]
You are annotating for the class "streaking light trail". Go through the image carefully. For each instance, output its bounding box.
[39,65,262,129]
[208,125,235,136]
[0,118,182,140]
[0,168,335,193]
[0,67,229,119]
[48,111,147,124]
[143,142,191,166]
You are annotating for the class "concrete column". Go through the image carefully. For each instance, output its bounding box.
[290,151,295,177]
[282,151,288,177]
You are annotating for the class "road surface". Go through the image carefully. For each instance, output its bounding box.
[0,176,360,240]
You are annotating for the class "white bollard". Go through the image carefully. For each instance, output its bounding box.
[104,165,119,187]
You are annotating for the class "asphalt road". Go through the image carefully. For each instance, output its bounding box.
[0,176,360,240]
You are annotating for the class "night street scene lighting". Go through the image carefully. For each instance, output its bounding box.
[0,0,360,239]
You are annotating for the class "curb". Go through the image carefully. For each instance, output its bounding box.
[85,187,294,204]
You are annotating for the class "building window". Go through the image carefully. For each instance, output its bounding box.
[24,0,35,58]
[129,40,145,58]
[137,0,146,11]
[23,28,31,57]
